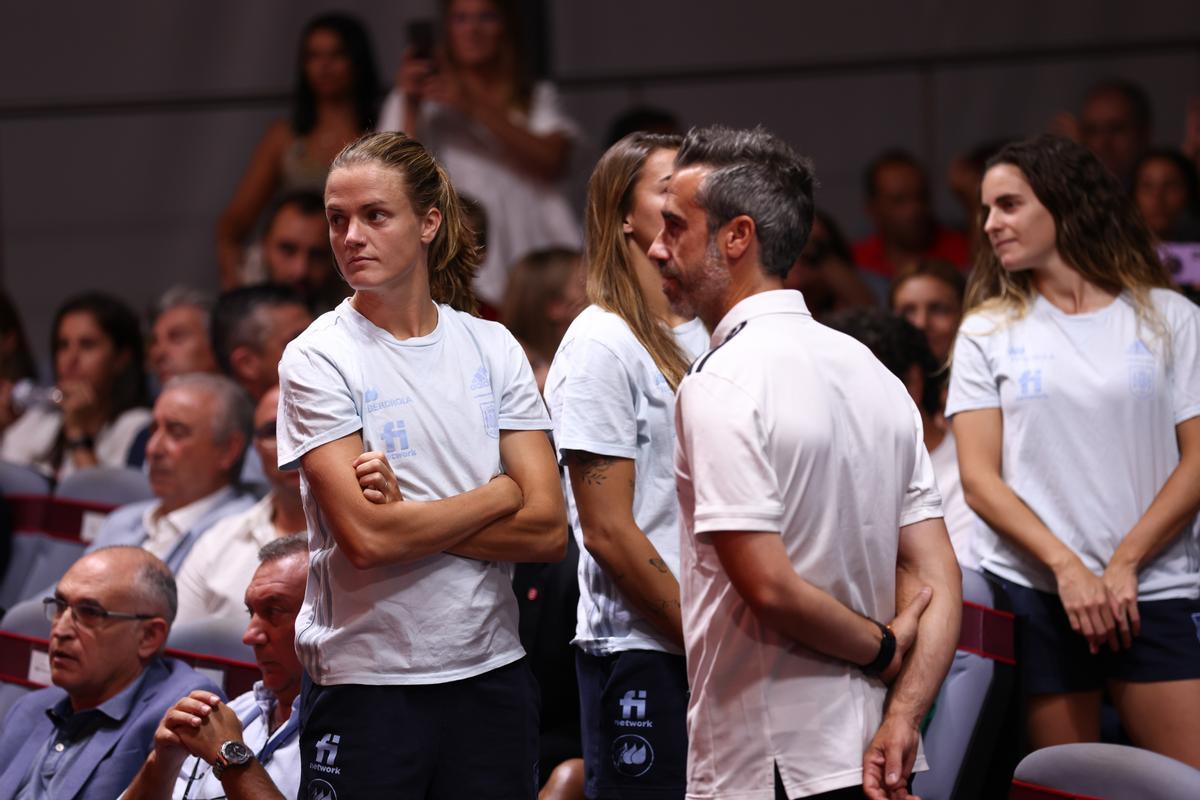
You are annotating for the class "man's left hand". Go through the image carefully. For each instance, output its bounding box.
[177,697,247,765]
[863,715,923,800]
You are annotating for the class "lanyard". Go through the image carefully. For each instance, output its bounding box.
[236,705,301,766]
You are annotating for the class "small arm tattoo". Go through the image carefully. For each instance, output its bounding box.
[649,557,670,574]
[566,451,615,486]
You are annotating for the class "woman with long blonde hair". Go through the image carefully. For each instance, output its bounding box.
[276,131,566,796]
[948,134,1200,767]
[544,132,707,800]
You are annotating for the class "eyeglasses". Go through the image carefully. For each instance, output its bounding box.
[43,597,158,628]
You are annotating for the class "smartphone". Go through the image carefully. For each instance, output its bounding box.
[407,19,435,61]
[1159,242,1200,285]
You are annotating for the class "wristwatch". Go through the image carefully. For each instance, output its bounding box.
[860,620,897,677]
[212,740,254,779]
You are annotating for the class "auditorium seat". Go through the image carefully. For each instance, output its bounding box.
[0,462,52,611]
[1011,743,1200,799]
[911,568,1017,800]
[54,465,154,506]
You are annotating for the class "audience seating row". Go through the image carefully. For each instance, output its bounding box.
[0,461,154,610]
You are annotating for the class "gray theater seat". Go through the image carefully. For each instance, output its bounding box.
[1013,743,1200,799]
[912,569,1016,800]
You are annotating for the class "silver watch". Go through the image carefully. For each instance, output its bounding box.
[212,740,253,779]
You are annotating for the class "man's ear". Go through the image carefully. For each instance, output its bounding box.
[228,346,260,387]
[216,430,247,475]
[137,618,169,661]
[723,215,756,261]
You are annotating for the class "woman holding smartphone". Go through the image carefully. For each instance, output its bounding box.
[379,0,581,311]
[544,132,708,800]
[276,131,565,797]
[948,134,1200,766]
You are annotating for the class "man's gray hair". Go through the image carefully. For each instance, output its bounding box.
[161,372,253,477]
[258,533,309,564]
[91,545,178,625]
[151,285,214,327]
[675,125,816,278]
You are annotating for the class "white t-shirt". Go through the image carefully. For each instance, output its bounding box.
[675,291,942,800]
[543,305,708,656]
[277,299,551,685]
[946,289,1200,600]
[379,82,583,307]
[928,429,981,571]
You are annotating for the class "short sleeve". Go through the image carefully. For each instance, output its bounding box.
[1167,295,1200,424]
[676,372,783,534]
[901,401,944,527]
[497,330,552,431]
[945,318,1000,419]
[553,336,638,462]
[276,341,363,470]
[526,82,579,139]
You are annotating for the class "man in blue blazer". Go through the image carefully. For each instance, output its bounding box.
[0,547,221,800]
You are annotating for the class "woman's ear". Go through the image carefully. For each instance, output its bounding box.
[622,216,635,235]
[421,207,443,245]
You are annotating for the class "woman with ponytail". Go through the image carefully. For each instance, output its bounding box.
[276,131,566,796]
[543,132,707,799]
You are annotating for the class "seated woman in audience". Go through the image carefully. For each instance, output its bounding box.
[890,257,965,364]
[502,247,585,393]
[544,132,709,800]
[380,0,582,311]
[216,13,380,289]
[1133,147,1200,243]
[949,134,1200,767]
[0,292,151,479]
[0,290,40,437]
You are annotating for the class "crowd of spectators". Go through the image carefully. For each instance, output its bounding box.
[0,2,1198,798]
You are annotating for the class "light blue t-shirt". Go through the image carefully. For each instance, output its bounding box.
[544,305,708,655]
[946,288,1200,600]
[277,299,551,685]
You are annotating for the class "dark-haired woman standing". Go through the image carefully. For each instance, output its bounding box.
[949,134,1200,766]
[276,131,565,797]
[217,13,381,288]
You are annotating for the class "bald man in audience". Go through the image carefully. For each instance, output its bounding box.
[174,386,307,625]
[0,548,220,800]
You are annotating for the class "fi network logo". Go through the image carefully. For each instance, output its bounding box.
[619,690,647,720]
[309,733,342,775]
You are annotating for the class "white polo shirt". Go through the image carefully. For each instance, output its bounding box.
[675,290,942,800]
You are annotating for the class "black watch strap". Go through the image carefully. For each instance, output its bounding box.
[64,435,95,451]
[861,620,896,677]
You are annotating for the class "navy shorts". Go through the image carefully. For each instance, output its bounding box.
[298,658,540,799]
[576,649,688,799]
[992,573,1200,695]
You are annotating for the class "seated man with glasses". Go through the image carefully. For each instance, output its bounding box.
[173,386,307,627]
[0,547,221,800]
